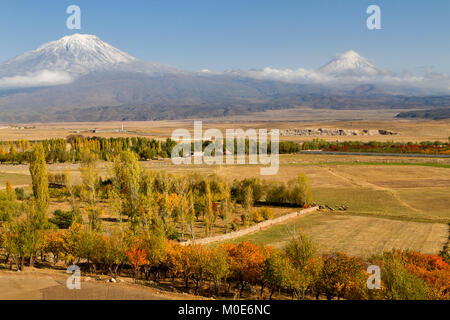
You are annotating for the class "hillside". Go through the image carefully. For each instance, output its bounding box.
[396,108,450,120]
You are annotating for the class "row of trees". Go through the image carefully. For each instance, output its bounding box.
[1,218,448,300]
[232,176,312,208]
[0,137,178,164]
[0,136,304,165]
[2,137,449,165]
[302,139,450,154]
[0,143,50,268]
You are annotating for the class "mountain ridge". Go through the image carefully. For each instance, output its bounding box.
[0,34,448,123]
[0,34,136,77]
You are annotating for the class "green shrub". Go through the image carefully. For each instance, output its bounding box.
[259,207,274,220]
[14,188,26,200]
[49,210,81,229]
[439,247,450,264]
[49,188,68,201]
[250,209,264,223]
[0,190,21,222]
[232,178,265,205]
[266,174,312,206]
[381,258,430,300]
[230,221,239,231]
[168,230,180,241]
[289,174,312,207]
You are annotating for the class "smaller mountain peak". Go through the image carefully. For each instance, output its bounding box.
[319,50,378,75]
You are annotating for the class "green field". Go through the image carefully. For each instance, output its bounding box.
[312,187,449,223]
[232,212,448,257]
[0,172,31,188]
[216,158,450,256]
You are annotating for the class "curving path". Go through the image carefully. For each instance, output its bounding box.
[182,206,318,246]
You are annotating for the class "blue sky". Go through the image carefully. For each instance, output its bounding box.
[0,0,449,72]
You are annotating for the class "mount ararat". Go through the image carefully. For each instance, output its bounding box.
[0,34,448,122]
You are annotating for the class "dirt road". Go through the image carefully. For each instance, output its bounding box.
[0,269,192,300]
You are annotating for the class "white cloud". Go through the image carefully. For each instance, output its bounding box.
[247,67,330,83]
[245,67,450,94]
[0,70,73,89]
[239,50,450,94]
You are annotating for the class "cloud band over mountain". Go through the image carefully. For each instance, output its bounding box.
[0,34,448,94]
[0,70,73,89]
[243,51,450,95]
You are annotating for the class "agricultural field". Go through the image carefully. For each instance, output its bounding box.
[232,213,448,257]
[1,149,449,256]
[215,157,450,255]
[0,172,31,188]
[1,114,449,143]
[0,119,449,301]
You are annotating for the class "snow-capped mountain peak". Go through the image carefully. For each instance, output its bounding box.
[0,33,137,76]
[318,50,379,75]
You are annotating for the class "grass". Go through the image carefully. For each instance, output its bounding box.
[215,159,450,255]
[0,172,31,188]
[288,161,450,169]
[312,187,449,223]
[231,212,449,257]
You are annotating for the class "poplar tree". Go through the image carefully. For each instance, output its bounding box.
[5,181,13,196]
[80,149,101,231]
[188,192,196,240]
[80,149,99,206]
[113,151,142,233]
[242,185,253,225]
[204,180,214,237]
[29,143,49,217]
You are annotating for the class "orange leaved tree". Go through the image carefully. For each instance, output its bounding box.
[221,241,271,297]
[126,246,147,280]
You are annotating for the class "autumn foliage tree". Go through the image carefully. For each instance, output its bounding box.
[126,246,147,280]
[376,250,449,300]
[221,241,270,297]
[29,143,49,218]
[316,252,368,300]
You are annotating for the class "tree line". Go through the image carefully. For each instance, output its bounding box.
[0,137,303,164]
[302,139,450,155]
[0,137,177,164]
[2,137,449,165]
[1,219,448,300]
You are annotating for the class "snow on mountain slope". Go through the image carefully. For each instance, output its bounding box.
[318,50,379,75]
[0,34,183,89]
[0,34,137,77]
